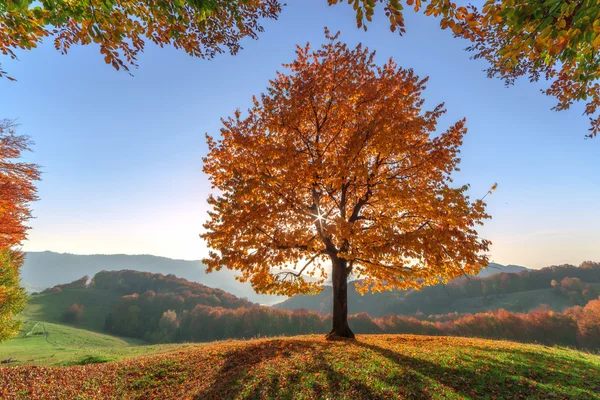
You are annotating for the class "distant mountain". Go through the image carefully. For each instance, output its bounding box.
[22,251,284,305]
[21,253,528,307]
[476,263,529,277]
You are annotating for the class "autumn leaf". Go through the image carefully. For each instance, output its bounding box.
[0,121,39,342]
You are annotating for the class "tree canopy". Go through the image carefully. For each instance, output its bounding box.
[0,120,40,342]
[202,31,492,338]
[0,0,281,78]
[462,0,600,138]
[3,0,600,136]
[0,120,39,250]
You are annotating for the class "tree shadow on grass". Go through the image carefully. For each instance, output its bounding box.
[352,339,600,400]
[194,339,436,400]
[194,339,315,400]
[457,343,600,391]
[193,337,600,400]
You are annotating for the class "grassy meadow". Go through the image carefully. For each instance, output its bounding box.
[1,335,599,399]
[22,289,120,332]
[2,276,600,399]
[0,320,192,366]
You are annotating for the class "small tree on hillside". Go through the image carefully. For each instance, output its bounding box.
[64,276,89,290]
[202,31,492,339]
[62,304,84,324]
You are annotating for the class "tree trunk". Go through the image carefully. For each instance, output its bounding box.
[326,256,355,340]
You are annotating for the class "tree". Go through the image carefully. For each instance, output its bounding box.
[0,250,26,342]
[202,31,492,339]
[0,119,40,342]
[62,303,85,324]
[0,120,40,249]
[0,0,281,79]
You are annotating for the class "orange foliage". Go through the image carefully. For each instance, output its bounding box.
[202,31,491,297]
[569,298,600,349]
[0,120,39,341]
[62,303,85,324]
[0,120,40,255]
[2,335,597,399]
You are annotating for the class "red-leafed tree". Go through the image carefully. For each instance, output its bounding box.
[0,120,40,342]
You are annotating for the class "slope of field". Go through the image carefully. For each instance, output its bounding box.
[1,335,599,399]
[23,289,122,332]
[0,321,190,366]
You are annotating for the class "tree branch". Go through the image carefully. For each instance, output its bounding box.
[275,253,322,279]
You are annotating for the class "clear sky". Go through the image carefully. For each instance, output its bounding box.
[2,0,598,269]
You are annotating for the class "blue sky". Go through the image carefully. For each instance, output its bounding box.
[1,0,598,269]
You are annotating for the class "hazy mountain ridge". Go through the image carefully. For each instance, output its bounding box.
[475,263,528,277]
[22,251,284,305]
[21,252,528,308]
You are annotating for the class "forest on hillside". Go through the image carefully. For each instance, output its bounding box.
[276,261,600,316]
[38,264,600,350]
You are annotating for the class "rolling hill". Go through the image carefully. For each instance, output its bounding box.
[22,251,284,305]
[20,263,600,337]
[274,263,600,317]
[1,335,599,399]
[22,252,527,309]
[19,269,258,335]
[0,320,185,366]
[22,286,123,332]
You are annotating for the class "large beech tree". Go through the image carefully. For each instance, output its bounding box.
[202,32,492,339]
[0,120,40,342]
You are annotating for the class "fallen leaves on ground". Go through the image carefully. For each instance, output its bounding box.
[1,335,599,399]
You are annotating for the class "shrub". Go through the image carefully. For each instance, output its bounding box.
[573,297,600,349]
[62,303,84,324]
[63,354,114,366]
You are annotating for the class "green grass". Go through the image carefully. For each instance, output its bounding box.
[22,289,121,332]
[3,286,599,398]
[0,320,190,366]
[1,335,599,399]
[0,289,192,366]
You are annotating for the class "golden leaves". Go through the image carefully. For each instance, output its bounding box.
[454,0,600,137]
[202,31,490,297]
[0,120,40,250]
[1,334,597,398]
[0,121,37,340]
